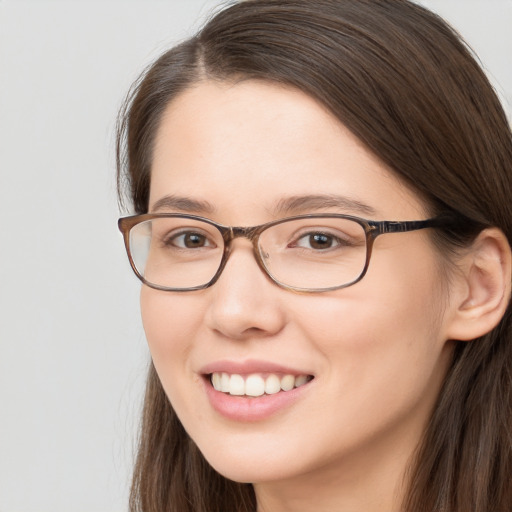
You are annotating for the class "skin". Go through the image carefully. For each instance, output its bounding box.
[142,80,462,512]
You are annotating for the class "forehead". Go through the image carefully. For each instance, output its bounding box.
[150,80,426,222]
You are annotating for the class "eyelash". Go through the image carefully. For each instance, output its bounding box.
[290,230,353,251]
[164,230,217,249]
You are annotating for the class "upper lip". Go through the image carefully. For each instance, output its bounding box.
[199,359,313,376]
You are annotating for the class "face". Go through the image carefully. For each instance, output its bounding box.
[142,80,455,490]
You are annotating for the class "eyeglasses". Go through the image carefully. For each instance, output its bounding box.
[118,213,449,293]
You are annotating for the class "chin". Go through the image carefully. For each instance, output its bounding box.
[207,460,291,485]
[195,436,311,485]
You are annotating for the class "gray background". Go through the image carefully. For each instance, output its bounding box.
[0,1,510,511]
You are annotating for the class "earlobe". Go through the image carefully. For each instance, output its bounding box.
[446,228,512,341]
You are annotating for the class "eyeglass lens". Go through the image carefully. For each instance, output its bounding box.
[128,217,368,291]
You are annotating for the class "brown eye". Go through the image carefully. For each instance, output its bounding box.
[295,232,341,250]
[170,232,214,249]
[308,233,334,250]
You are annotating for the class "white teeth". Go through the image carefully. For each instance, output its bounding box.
[211,372,221,390]
[245,375,265,397]
[229,374,245,396]
[265,374,281,395]
[295,375,308,387]
[211,372,311,396]
[280,374,295,391]
[220,372,230,392]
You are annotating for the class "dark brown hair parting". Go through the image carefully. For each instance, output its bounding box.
[116,1,512,511]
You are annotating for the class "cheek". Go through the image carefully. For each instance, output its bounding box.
[140,287,202,374]
[293,271,441,356]
[291,248,447,414]
[140,287,212,427]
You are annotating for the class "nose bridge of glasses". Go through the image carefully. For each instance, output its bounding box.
[220,225,266,271]
[224,225,262,245]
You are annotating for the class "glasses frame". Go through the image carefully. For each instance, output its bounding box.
[118,213,449,293]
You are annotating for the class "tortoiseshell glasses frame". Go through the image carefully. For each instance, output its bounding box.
[118,213,450,293]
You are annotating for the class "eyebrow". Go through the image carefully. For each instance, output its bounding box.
[150,193,377,218]
[150,195,216,214]
[272,194,377,217]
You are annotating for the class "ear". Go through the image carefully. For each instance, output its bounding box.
[445,228,512,341]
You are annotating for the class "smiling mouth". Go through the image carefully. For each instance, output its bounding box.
[209,372,314,397]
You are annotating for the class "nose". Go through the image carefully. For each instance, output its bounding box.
[204,241,287,340]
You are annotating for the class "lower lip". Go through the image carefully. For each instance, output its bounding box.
[204,377,312,422]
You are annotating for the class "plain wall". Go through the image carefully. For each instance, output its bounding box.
[0,1,510,511]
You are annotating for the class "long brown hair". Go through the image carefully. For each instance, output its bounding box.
[116,1,512,510]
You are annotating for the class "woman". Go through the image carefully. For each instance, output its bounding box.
[116,1,512,511]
